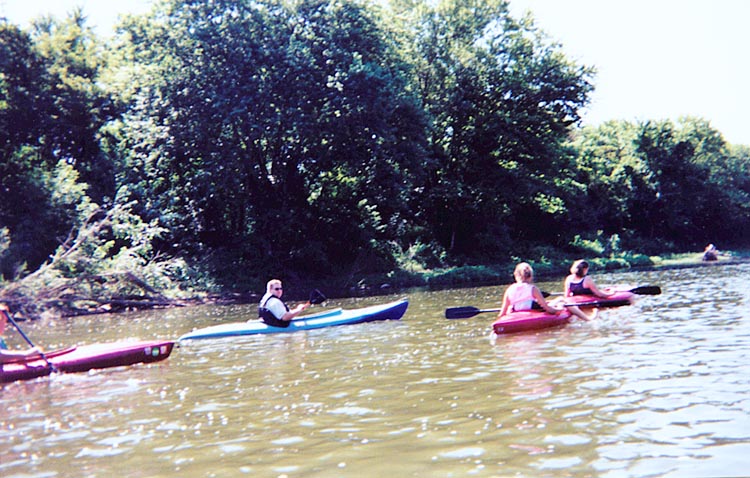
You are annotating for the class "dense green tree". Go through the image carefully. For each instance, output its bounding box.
[27,10,114,201]
[641,118,750,247]
[0,24,48,161]
[1,14,201,312]
[392,0,595,261]
[0,15,111,277]
[0,24,46,277]
[570,121,654,239]
[110,0,426,282]
[4,0,750,309]
[570,118,750,252]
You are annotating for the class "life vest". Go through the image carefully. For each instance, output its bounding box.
[258,295,290,328]
[508,283,535,311]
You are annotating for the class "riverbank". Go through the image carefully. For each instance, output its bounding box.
[281,249,750,302]
[4,249,748,320]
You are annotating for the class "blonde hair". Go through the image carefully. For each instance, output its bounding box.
[513,262,534,283]
[266,279,282,293]
[570,260,589,278]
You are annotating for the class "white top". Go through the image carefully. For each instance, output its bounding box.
[260,293,287,319]
[507,283,535,311]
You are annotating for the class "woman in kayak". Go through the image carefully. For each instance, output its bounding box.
[564,260,613,298]
[702,244,719,261]
[258,279,310,327]
[498,263,596,321]
[0,304,42,363]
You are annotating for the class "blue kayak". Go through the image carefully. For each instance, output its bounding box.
[179,298,408,340]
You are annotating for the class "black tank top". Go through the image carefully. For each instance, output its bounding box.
[569,278,593,295]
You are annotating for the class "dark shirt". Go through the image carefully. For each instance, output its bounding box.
[569,278,593,296]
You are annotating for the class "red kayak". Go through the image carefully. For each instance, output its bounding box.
[492,309,572,335]
[1,340,174,384]
[563,290,635,308]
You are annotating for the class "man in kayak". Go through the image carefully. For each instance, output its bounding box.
[702,244,719,261]
[258,279,310,327]
[564,260,614,298]
[0,304,42,363]
[497,263,596,322]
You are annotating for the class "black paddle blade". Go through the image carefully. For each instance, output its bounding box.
[445,306,482,319]
[630,285,661,295]
[309,289,327,304]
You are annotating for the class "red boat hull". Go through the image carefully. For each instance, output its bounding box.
[492,310,572,335]
[1,340,174,384]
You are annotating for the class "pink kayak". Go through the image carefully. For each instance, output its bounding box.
[492,309,572,335]
[1,340,174,384]
[563,290,635,308]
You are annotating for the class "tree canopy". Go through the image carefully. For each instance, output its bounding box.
[1,0,749,316]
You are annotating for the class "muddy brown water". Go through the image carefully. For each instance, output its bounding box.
[2,263,749,477]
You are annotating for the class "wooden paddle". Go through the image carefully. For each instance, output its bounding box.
[1,309,58,372]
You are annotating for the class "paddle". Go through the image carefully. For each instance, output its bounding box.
[1,309,58,372]
[445,302,598,319]
[541,285,661,297]
[309,289,327,305]
[445,306,502,319]
[627,285,661,295]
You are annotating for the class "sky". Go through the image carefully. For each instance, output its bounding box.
[0,0,153,35]
[508,0,750,146]
[2,0,749,145]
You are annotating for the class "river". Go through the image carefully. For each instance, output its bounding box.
[2,262,749,477]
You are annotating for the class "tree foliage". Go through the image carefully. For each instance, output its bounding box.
[109,0,427,282]
[1,1,750,316]
[570,117,750,252]
[0,16,114,278]
[392,0,595,260]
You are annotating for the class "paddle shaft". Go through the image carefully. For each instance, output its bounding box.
[471,308,502,315]
[1,310,58,372]
[542,285,661,297]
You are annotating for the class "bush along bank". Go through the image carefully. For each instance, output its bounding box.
[347,249,750,294]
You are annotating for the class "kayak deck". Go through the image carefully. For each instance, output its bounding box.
[179,298,409,340]
[564,290,635,308]
[1,340,174,384]
[492,309,572,335]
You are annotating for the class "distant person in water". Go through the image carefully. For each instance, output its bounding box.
[257,279,310,328]
[497,262,596,322]
[0,304,42,364]
[564,260,614,298]
[702,244,719,261]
